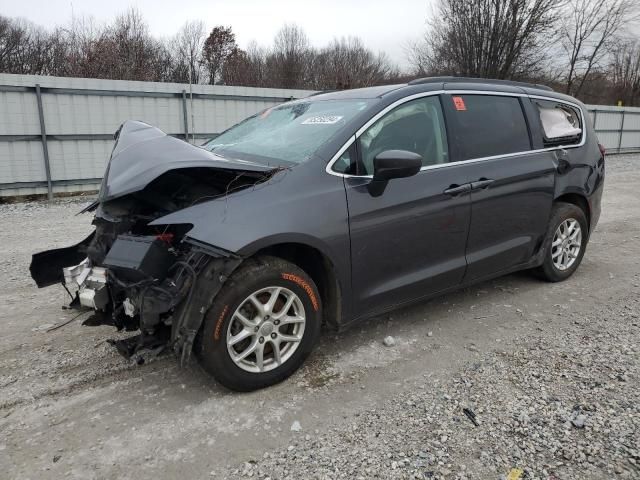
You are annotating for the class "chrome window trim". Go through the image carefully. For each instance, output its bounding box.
[325,89,587,178]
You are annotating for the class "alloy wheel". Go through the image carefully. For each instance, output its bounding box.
[226,286,306,373]
[551,218,582,271]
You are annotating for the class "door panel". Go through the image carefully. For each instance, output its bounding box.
[440,92,556,282]
[344,94,471,317]
[463,152,556,281]
[346,168,471,317]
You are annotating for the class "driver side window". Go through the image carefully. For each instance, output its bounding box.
[358,96,448,175]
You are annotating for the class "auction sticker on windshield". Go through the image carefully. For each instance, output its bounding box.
[302,115,343,125]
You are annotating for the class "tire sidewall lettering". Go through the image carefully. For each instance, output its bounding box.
[281,272,319,312]
[214,304,229,341]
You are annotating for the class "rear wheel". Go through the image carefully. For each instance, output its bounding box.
[535,202,588,282]
[197,256,322,391]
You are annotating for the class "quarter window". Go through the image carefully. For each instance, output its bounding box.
[448,94,531,161]
[331,144,357,175]
[534,99,582,147]
[357,96,449,175]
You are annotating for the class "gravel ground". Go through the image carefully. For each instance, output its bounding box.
[237,297,639,480]
[1,155,639,480]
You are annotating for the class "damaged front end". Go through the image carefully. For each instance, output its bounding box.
[30,121,277,364]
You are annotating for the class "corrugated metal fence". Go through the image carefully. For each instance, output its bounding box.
[0,73,314,198]
[1,73,638,198]
[588,105,640,154]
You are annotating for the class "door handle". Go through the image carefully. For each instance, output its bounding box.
[470,178,495,190]
[443,184,471,196]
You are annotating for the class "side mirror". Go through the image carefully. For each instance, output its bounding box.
[368,150,422,197]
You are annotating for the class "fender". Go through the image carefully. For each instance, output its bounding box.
[149,163,351,294]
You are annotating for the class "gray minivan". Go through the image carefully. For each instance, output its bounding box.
[31,77,605,391]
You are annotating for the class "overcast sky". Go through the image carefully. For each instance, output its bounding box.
[3,0,433,70]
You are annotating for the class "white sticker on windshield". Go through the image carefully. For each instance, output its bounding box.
[301,115,343,125]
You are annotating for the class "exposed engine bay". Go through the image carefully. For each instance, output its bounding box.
[29,121,279,364]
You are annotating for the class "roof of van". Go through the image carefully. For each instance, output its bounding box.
[407,76,554,91]
[308,76,558,101]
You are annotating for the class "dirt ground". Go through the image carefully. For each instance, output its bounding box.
[1,155,639,480]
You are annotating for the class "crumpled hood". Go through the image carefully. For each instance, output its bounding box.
[98,120,274,202]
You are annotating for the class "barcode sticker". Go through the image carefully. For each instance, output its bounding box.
[302,115,343,125]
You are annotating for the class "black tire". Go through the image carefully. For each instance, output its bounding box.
[534,202,589,282]
[196,255,322,391]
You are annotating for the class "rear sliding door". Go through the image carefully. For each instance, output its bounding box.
[441,92,557,282]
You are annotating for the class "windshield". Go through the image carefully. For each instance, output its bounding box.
[202,99,372,165]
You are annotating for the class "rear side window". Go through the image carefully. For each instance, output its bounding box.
[534,99,582,147]
[447,94,531,161]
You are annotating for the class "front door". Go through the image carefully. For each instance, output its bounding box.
[344,95,472,318]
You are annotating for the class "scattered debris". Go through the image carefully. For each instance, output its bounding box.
[568,408,588,429]
[506,467,524,480]
[290,420,302,432]
[45,311,91,332]
[382,336,396,347]
[462,407,479,426]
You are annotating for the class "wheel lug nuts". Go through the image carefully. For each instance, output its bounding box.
[274,320,280,325]
[259,337,264,343]
[265,315,270,320]
[254,326,259,332]
[271,332,277,339]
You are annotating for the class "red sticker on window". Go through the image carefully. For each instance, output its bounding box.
[453,96,466,111]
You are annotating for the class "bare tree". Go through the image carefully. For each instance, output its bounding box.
[609,39,640,105]
[410,0,562,80]
[267,23,312,88]
[202,26,237,84]
[244,41,268,86]
[0,11,407,90]
[561,0,638,97]
[88,8,168,81]
[58,15,106,78]
[172,20,206,84]
[0,16,61,75]
[313,37,396,89]
[0,16,23,72]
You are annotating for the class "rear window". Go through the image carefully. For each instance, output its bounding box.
[534,99,582,147]
[448,94,531,161]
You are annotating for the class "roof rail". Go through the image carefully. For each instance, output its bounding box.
[408,76,554,92]
[308,90,337,96]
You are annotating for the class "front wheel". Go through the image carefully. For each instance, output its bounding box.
[197,256,322,391]
[534,202,588,282]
